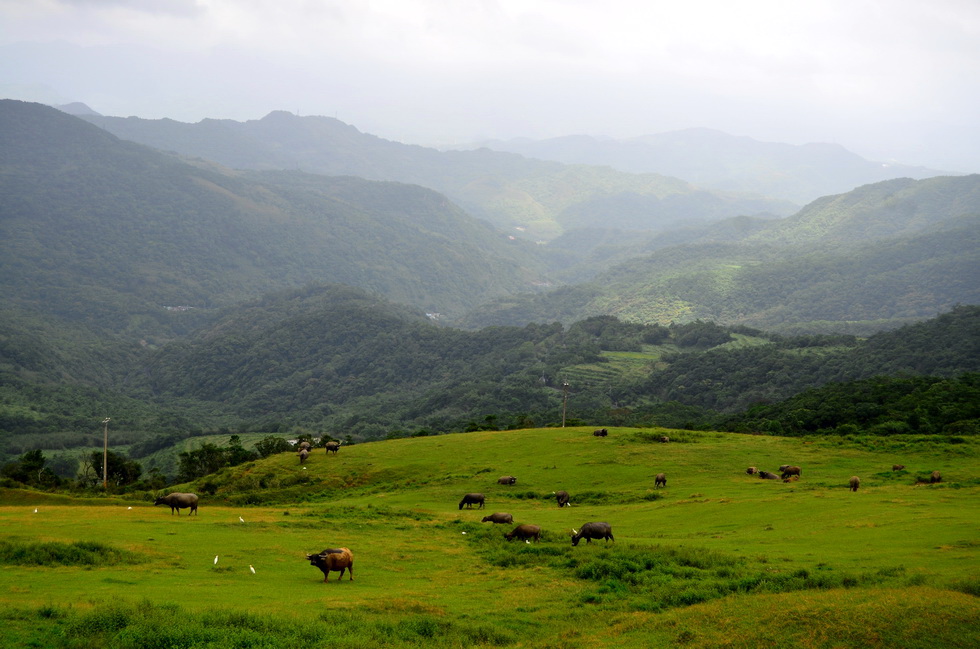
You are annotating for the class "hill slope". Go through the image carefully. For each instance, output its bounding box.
[78,110,797,241]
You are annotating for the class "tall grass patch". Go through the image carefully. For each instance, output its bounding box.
[0,539,147,566]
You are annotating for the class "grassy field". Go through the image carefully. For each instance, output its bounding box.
[1,427,978,648]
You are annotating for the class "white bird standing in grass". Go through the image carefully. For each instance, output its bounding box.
[250,565,256,574]
[239,516,245,523]
[214,555,219,565]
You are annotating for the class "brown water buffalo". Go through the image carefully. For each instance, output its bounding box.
[849,476,860,492]
[554,490,570,507]
[154,492,199,515]
[482,512,513,525]
[659,435,669,443]
[306,547,354,582]
[930,470,942,483]
[746,467,758,475]
[571,522,614,546]
[758,471,780,480]
[458,493,485,510]
[892,464,906,471]
[297,441,311,451]
[299,449,309,464]
[505,524,541,542]
[324,441,342,454]
[655,473,667,488]
[497,476,517,485]
[780,466,802,479]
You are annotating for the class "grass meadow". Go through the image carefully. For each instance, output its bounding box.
[1,427,978,648]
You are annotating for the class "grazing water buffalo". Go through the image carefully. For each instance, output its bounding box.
[780,466,802,479]
[659,435,670,443]
[154,492,199,515]
[297,441,311,451]
[324,441,342,454]
[746,467,758,475]
[655,473,667,488]
[505,524,541,542]
[758,471,780,480]
[554,490,570,507]
[571,522,614,546]
[892,464,906,471]
[299,449,309,464]
[458,493,485,510]
[593,429,608,437]
[849,476,860,492]
[930,470,942,483]
[482,512,513,525]
[306,547,354,582]
[497,476,517,485]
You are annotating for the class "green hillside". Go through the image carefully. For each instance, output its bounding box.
[0,100,548,339]
[1,427,977,648]
[80,109,797,242]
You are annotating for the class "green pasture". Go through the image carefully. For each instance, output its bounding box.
[1,427,978,648]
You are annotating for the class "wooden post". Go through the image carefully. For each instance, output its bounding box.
[102,418,110,489]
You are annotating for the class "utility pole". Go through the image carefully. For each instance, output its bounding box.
[102,417,110,489]
[561,382,569,427]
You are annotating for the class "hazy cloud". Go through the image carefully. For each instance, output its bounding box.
[1,0,978,170]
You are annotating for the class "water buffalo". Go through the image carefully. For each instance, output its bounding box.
[783,475,799,483]
[930,470,942,483]
[297,441,311,451]
[892,464,906,471]
[306,547,354,582]
[655,473,667,488]
[593,429,608,437]
[849,476,860,492]
[746,467,758,475]
[780,466,802,479]
[299,449,309,464]
[458,493,485,510]
[571,522,614,546]
[505,524,541,542]
[758,471,780,480]
[497,476,517,485]
[553,490,570,507]
[482,512,513,525]
[659,435,669,443]
[324,441,342,454]
[154,492,199,515]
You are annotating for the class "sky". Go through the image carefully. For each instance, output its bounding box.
[2,0,979,171]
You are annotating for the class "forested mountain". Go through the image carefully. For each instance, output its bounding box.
[0,100,548,341]
[477,128,950,204]
[76,109,796,242]
[462,176,980,333]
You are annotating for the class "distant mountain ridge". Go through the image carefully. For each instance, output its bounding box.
[475,128,952,204]
[75,110,797,241]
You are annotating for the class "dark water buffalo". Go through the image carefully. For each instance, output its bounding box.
[655,473,667,488]
[930,470,942,483]
[458,493,485,510]
[299,449,309,464]
[758,471,780,480]
[497,476,517,485]
[849,476,860,492]
[892,464,906,471]
[571,522,614,546]
[154,492,199,515]
[324,441,342,454]
[482,512,513,525]
[554,490,570,507]
[593,429,608,437]
[746,467,758,475]
[505,524,541,542]
[306,547,354,582]
[297,441,311,451]
[780,466,802,479]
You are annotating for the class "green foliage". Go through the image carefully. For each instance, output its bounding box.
[0,540,146,566]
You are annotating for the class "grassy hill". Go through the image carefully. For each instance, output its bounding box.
[1,426,977,648]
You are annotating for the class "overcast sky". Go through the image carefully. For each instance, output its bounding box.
[2,0,979,170]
